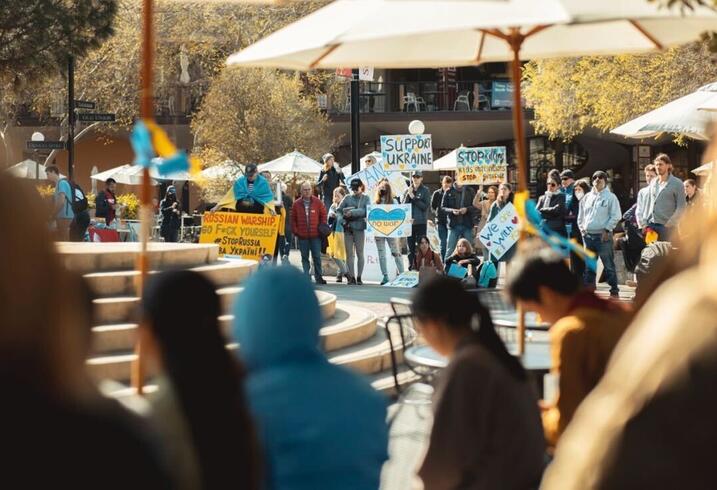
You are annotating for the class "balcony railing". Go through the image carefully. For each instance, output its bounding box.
[326,79,518,114]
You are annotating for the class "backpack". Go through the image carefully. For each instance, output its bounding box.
[62,179,88,214]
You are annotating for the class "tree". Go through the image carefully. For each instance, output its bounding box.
[0,0,117,86]
[191,66,333,197]
[522,41,717,142]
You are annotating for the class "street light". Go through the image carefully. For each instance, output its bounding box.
[31,132,45,181]
[408,119,425,135]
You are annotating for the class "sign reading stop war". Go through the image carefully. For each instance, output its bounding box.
[380,134,433,172]
[200,212,279,260]
[456,146,507,184]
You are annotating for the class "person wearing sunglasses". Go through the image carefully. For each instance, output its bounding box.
[577,171,622,298]
[537,175,567,236]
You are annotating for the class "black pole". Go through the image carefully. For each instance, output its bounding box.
[67,56,75,181]
[350,68,361,174]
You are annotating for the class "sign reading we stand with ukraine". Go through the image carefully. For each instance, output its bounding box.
[478,202,520,261]
[456,146,507,184]
[200,212,279,259]
[366,204,412,238]
[380,134,433,172]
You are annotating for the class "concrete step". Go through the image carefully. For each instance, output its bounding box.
[87,304,400,382]
[84,258,257,297]
[91,303,375,356]
[93,287,338,326]
[369,367,422,396]
[57,242,219,273]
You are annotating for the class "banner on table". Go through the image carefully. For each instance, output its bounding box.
[380,134,433,172]
[456,146,507,184]
[346,165,408,196]
[200,212,279,260]
[383,271,419,288]
[478,202,520,261]
[367,204,412,238]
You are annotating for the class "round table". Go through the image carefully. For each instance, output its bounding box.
[491,311,550,331]
[405,342,551,372]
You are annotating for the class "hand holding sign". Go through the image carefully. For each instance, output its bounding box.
[367,204,412,238]
[479,202,520,261]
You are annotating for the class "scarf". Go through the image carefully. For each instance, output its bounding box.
[233,174,274,206]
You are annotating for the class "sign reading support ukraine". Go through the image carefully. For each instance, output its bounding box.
[380,134,433,172]
[456,146,507,184]
[478,202,520,261]
[367,204,412,238]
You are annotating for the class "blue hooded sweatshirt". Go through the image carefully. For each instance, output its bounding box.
[232,266,389,490]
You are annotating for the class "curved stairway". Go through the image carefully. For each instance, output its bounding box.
[57,243,414,396]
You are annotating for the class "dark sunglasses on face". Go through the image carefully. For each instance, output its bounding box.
[560,176,569,181]
[548,182,557,187]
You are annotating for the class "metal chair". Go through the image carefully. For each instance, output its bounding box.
[453,91,471,111]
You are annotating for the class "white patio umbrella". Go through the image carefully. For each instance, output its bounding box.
[432,146,466,171]
[612,82,717,141]
[4,159,65,180]
[199,160,244,181]
[692,161,713,177]
[91,164,158,186]
[258,150,322,174]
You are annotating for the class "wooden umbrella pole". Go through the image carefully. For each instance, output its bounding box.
[131,0,155,395]
[509,29,527,357]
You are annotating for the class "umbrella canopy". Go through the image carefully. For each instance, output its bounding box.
[432,146,467,171]
[611,82,717,141]
[258,150,322,174]
[227,0,717,69]
[4,159,65,180]
[692,162,713,177]
[91,164,157,186]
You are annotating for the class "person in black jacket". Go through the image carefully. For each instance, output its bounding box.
[441,179,476,259]
[159,186,181,243]
[403,171,431,269]
[561,169,584,279]
[431,176,453,261]
[317,153,345,210]
[95,178,118,227]
[537,175,567,236]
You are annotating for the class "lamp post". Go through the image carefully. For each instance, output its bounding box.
[31,132,45,180]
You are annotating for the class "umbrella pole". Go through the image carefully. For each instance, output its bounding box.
[131,0,154,395]
[509,30,527,357]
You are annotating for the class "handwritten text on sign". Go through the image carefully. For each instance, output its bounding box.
[200,212,279,260]
[478,202,520,261]
[381,134,433,172]
[367,204,412,238]
[456,146,507,184]
[347,165,408,197]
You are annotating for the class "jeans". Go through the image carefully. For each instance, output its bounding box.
[344,230,365,278]
[282,231,293,256]
[375,237,405,278]
[582,233,619,295]
[437,223,448,261]
[298,237,323,281]
[647,222,671,241]
[446,224,473,258]
[407,223,427,270]
[333,258,348,275]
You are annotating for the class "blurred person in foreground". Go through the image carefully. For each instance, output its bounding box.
[413,276,545,490]
[0,175,172,488]
[541,134,717,490]
[140,270,260,490]
[507,248,631,448]
[232,266,388,490]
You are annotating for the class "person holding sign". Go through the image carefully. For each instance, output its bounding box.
[488,183,517,267]
[291,182,328,285]
[337,179,369,285]
[431,176,453,260]
[403,171,431,269]
[441,179,477,260]
[212,163,275,215]
[373,179,405,285]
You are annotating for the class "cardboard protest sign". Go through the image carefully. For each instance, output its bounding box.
[478,202,520,261]
[347,165,408,196]
[456,146,507,184]
[200,212,279,260]
[383,271,419,288]
[380,134,433,172]
[367,204,412,238]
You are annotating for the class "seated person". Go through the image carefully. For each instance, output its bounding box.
[444,238,484,286]
[213,163,274,214]
[506,248,631,447]
[414,277,545,490]
[413,235,444,274]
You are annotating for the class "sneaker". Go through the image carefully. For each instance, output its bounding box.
[315,277,327,285]
[281,255,289,263]
[356,276,363,285]
[380,276,389,285]
[610,292,620,299]
[336,273,343,283]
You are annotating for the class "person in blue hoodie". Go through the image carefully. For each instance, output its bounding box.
[232,266,389,490]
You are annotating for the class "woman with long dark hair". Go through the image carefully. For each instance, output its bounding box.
[412,277,545,490]
[141,271,260,490]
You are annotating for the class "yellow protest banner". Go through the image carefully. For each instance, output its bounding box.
[200,212,279,260]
